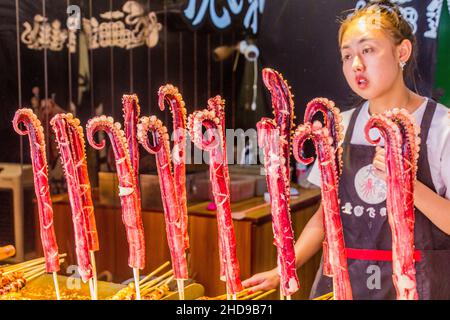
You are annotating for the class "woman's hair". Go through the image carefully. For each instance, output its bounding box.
[338,0,418,91]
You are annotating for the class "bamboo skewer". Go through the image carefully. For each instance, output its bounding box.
[252,289,277,300]
[177,279,185,300]
[89,251,98,300]
[1,254,67,274]
[52,272,61,300]
[133,267,141,300]
[141,269,173,290]
[26,269,46,282]
[139,261,170,285]
[314,292,334,300]
[141,274,174,297]
[240,291,264,300]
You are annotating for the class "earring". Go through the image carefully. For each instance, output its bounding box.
[399,61,406,70]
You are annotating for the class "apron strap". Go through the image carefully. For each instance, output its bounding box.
[416,99,437,192]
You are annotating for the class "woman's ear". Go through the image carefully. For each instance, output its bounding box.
[397,39,413,64]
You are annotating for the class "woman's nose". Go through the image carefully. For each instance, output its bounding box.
[352,55,365,72]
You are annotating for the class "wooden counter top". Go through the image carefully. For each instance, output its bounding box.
[50,185,321,224]
[188,185,321,223]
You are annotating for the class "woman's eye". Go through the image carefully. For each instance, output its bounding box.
[362,47,373,54]
[342,54,351,62]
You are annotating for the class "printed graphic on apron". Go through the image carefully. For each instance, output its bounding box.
[354,164,387,204]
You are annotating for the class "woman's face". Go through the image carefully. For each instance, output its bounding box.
[340,21,401,100]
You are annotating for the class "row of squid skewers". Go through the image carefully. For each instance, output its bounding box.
[11,67,420,300]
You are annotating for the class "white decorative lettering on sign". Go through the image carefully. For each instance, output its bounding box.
[184,0,265,34]
[21,1,162,53]
[424,0,444,39]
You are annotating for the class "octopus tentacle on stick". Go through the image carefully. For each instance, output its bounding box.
[12,109,60,273]
[122,95,141,204]
[137,115,188,282]
[262,68,294,195]
[187,96,243,296]
[50,114,93,283]
[62,114,99,252]
[86,116,145,270]
[303,98,345,277]
[158,85,189,251]
[365,110,419,300]
[293,121,352,300]
[257,118,300,297]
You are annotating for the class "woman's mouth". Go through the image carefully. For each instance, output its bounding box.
[356,75,369,89]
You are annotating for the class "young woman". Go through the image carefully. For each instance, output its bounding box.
[242,0,450,299]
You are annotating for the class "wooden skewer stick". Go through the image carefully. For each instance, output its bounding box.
[52,272,61,300]
[210,288,247,301]
[141,269,174,290]
[176,279,185,300]
[141,275,173,297]
[314,292,334,300]
[240,291,264,300]
[252,289,277,301]
[89,251,98,300]
[89,278,96,301]
[139,261,170,285]
[141,270,174,294]
[23,265,46,278]
[133,268,141,300]
[2,257,46,272]
[2,254,67,273]
[26,269,47,282]
[22,258,65,279]
[141,275,174,299]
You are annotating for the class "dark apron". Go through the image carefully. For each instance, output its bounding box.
[310,99,450,300]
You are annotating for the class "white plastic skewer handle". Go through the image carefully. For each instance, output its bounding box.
[133,268,141,300]
[52,272,61,300]
[177,279,185,300]
[89,251,98,299]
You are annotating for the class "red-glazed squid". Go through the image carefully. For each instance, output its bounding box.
[188,96,243,295]
[257,118,300,297]
[158,85,189,251]
[122,95,141,204]
[137,115,188,281]
[12,109,60,273]
[260,68,298,297]
[303,98,345,277]
[50,114,93,282]
[86,116,145,270]
[365,109,420,300]
[293,120,352,300]
[262,68,294,195]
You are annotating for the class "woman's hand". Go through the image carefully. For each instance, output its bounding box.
[242,268,280,293]
[373,146,387,180]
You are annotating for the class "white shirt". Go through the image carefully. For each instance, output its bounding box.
[307,99,450,200]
